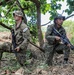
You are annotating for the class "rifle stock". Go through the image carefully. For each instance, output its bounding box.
[28,40,45,53]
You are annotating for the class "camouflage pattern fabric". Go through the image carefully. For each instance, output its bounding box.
[0,21,31,67]
[44,24,70,66]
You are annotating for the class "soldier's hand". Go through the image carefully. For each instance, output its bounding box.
[15,47,20,52]
[67,44,71,48]
[55,36,61,40]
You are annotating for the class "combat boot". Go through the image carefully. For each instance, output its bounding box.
[63,60,68,64]
[63,58,68,65]
[46,60,53,66]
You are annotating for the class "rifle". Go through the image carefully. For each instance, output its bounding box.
[11,29,45,54]
[27,39,45,53]
[0,22,45,53]
[11,29,45,53]
[53,27,74,50]
[11,29,17,55]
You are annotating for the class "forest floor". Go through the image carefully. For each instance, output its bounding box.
[0,32,74,75]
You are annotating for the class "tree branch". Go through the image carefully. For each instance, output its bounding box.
[41,14,74,26]
[65,14,74,20]
[0,0,11,5]
[41,21,51,26]
[26,0,40,8]
[0,22,11,30]
[6,0,13,4]
[5,1,16,17]
[16,0,27,24]
[0,1,2,5]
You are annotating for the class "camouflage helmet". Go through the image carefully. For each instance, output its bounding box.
[13,10,23,17]
[54,14,65,23]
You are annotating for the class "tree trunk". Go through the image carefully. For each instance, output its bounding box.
[36,6,44,47]
[28,0,44,47]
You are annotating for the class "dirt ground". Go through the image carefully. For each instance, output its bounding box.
[0,32,74,75]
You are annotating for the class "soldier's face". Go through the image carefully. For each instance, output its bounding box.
[14,15,22,21]
[56,18,64,26]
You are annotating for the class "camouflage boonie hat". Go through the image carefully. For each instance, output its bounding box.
[13,10,23,17]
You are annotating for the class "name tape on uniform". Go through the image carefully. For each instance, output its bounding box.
[23,27,28,32]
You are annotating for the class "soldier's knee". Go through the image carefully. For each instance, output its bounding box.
[43,43,53,52]
[2,42,11,51]
[2,42,11,46]
[63,45,70,51]
[65,46,70,51]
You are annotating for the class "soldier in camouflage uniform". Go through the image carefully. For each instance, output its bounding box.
[44,15,71,66]
[0,10,31,74]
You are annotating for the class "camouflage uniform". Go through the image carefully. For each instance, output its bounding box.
[0,11,31,68]
[13,20,30,66]
[44,24,70,66]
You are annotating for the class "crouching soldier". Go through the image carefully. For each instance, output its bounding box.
[0,10,31,75]
[44,14,71,66]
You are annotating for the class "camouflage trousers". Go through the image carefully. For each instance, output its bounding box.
[43,43,70,66]
[0,42,28,67]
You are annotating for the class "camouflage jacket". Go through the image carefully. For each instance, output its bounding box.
[13,21,30,49]
[45,24,67,45]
